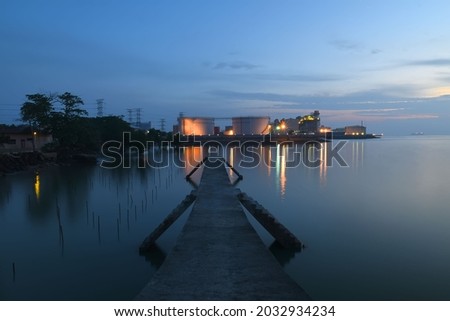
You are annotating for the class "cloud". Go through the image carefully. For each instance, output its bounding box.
[209,90,316,104]
[207,89,444,122]
[406,58,450,66]
[209,89,430,107]
[328,110,439,123]
[212,61,260,70]
[371,49,382,55]
[254,73,343,82]
[438,75,450,82]
[329,39,363,51]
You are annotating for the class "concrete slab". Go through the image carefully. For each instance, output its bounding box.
[136,159,310,300]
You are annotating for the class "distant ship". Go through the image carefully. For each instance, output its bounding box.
[411,132,424,135]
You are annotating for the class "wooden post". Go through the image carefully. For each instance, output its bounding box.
[98,216,101,244]
[116,218,120,241]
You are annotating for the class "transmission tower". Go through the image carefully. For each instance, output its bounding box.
[126,108,133,124]
[135,108,142,128]
[96,99,104,117]
[159,118,166,131]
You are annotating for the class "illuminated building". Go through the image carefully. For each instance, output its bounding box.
[344,125,367,136]
[319,126,332,133]
[298,110,321,134]
[224,126,234,136]
[178,117,215,135]
[232,117,271,135]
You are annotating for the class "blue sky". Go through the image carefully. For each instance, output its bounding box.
[1,0,450,134]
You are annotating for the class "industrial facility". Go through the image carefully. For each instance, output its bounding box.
[232,116,271,135]
[177,117,215,136]
[177,115,270,136]
[298,110,321,134]
[333,125,367,136]
[175,111,379,140]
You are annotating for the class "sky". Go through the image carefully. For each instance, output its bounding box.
[1,0,450,135]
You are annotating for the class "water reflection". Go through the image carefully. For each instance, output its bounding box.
[178,143,335,196]
[269,241,297,266]
[262,145,272,176]
[319,143,328,185]
[34,171,40,200]
[182,146,203,176]
[4,138,450,300]
[142,244,167,268]
[0,150,191,300]
[0,178,12,207]
[351,140,364,170]
[276,144,287,197]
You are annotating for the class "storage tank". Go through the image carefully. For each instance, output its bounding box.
[232,116,270,135]
[178,117,215,135]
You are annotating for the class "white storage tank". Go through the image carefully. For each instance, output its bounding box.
[232,116,270,135]
[178,117,215,135]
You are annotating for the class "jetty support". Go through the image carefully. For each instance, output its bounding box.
[238,192,304,250]
[139,191,197,253]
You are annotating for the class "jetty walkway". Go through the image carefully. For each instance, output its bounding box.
[136,158,310,300]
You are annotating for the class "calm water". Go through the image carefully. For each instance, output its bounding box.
[1,136,450,300]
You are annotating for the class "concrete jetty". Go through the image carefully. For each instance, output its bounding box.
[136,158,310,300]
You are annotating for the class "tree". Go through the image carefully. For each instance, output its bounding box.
[20,93,54,131]
[57,92,87,120]
[93,116,132,142]
[47,92,89,151]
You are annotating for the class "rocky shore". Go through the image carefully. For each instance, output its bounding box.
[0,152,48,175]
[0,151,97,176]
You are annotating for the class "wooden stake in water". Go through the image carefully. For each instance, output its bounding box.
[117,218,120,241]
[55,202,65,254]
[12,262,16,282]
[144,190,148,210]
[97,216,101,244]
[118,203,122,223]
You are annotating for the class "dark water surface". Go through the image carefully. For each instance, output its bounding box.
[1,136,450,300]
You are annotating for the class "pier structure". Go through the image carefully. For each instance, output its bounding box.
[172,134,326,147]
[137,157,309,300]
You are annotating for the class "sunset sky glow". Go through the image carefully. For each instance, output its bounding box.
[1,0,450,134]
